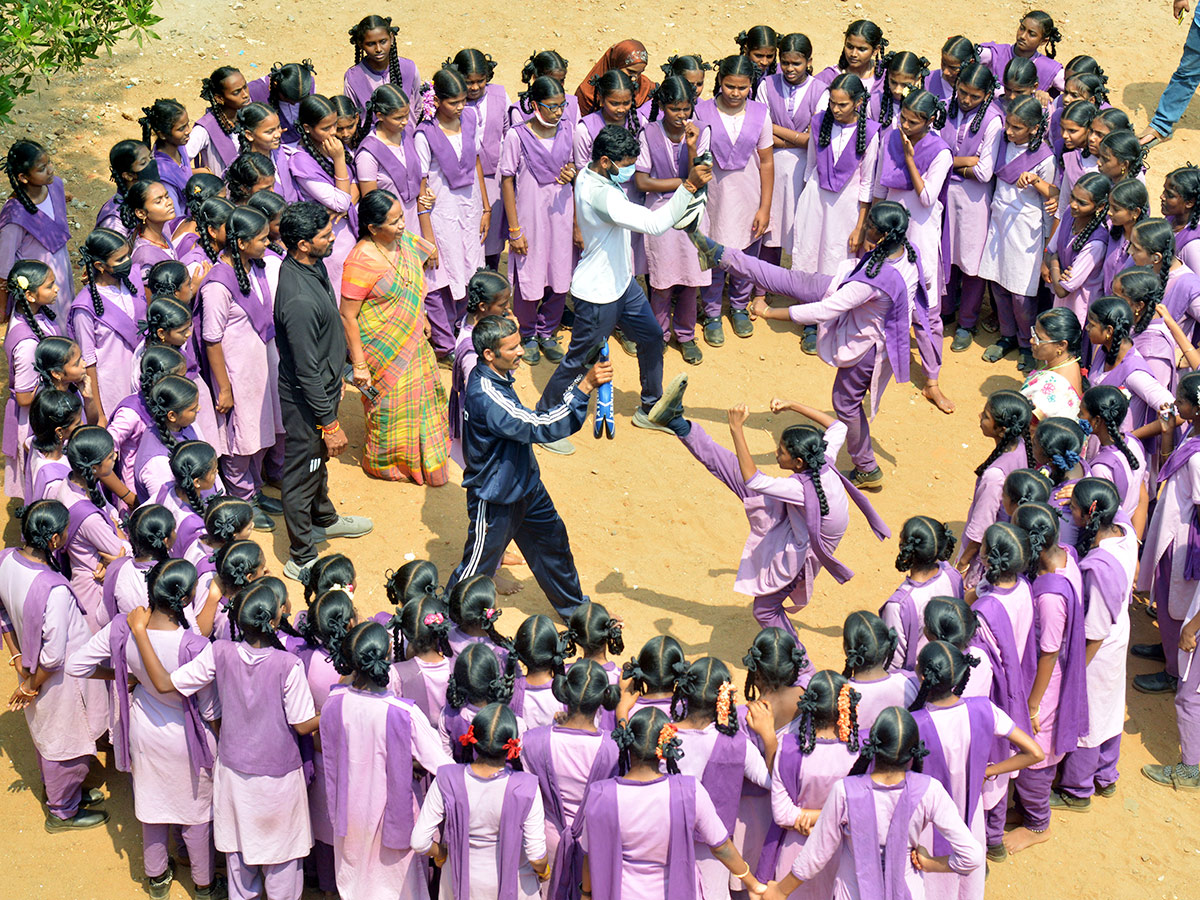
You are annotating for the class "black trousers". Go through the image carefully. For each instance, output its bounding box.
[447,480,586,620]
[279,396,339,564]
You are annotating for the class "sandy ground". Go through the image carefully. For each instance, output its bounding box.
[1,0,1198,896]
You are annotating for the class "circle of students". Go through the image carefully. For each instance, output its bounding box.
[1,9,1197,900]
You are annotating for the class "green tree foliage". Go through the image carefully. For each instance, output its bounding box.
[0,0,161,123]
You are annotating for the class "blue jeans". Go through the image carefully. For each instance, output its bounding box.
[1151,16,1200,136]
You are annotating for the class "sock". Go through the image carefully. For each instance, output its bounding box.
[669,416,692,438]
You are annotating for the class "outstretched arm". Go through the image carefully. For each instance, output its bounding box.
[727,405,758,482]
[769,398,837,429]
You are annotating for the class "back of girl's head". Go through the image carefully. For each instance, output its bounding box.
[521,50,569,85]
[1114,265,1163,335]
[128,503,176,562]
[225,152,275,204]
[514,614,569,676]
[432,66,469,102]
[447,574,506,642]
[977,389,1034,476]
[849,706,926,775]
[1182,371,1200,409]
[446,642,513,708]
[924,596,978,648]
[1033,416,1085,483]
[215,539,264,591]
[21,500,69,569]
[567,601,624,656]
[1096,104,1134,132]
[268,60,316,105]
[796,670,860,753]
[397,593,453,658]
[145,374,199,452]
[451,48,497,81]
[342,621,393,688]
[34,336,76,389]
[1088,295,1134,364]
[466,703,523,767]
[982,522,1031,583]
[1012,501,1061,577]
[1004,57,1039,91]
[1066,54,1102,78]
[140,344,186,396]
[865,201,914,276]
[842,610,898,676]
[301,552,355,603]
[146,259,190,298]
[169,440,216,516]
[385,558,441,608]
[146,558,198,629]
[1069,72,1110,107]
[65,426,114,508]
[1003,468,1052,509]
[1082,384,1140,472]
[613,706,683,775]
[183,173,226,221]
[910,640,975,708]
[203,496,253,546]
[230,580,283,648]
[649,76,697,122]
[245,188,287,223]
[1035,307,1083,359]
[713,54,761,97]
[742,626,807,700]
[465,268,510,317]
[670,657,739,734]
[552,659,620,718]
[302,589,355,672]
[1073,477,1121,557]
[622,635,686,694]
[895,516,956,572]
[29,389,81,453]
[779,423,829,514]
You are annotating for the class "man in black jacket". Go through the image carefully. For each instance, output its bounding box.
[274,202,372,581]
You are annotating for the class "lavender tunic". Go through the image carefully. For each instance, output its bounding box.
[1028,552,1086,767]
[392,654,452,723]
[756,74,822,249]
[469,84,513,258]
[1079,525,1137,748]
[978,141,1058,295]
[873,130,953,294]
[940,108,1004,277]
[1051,209,1110,323]
[636,121,712,290]
[3,313,59,498]
[1138,436,1200,621]
[354,129,421,225]
[54,479,129,633]
[287,148,357,291]
[0,178,75,321]
[343,59,421,125]
[850,673,919,733]
[187,112,240,178]
[880,562,965,672]
[692,99,773,250]
[69,282,146,418]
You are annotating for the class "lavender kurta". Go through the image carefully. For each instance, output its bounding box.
[69,282,145,418]
[1028,553,1084,768]
[873,132,953,293]
[0,180,75,322]
[850,673,919,733]
[756,75,822,250]
[392,655,452,724]
[3,314,59,498]
[54,480,129,633]
[469,84,512,258]
[353,130,420,225]
[1079,525,1137,747]
[958,444,1028,588]
[978,142,1058,295]
[299,645,342,847]
[695,99,773,250]
[940,110,1004,277]
[343,59,421,125]
[1138,437,1200,621]
[636,121,712,289]
[0,552,108,760]
[880,562,965,672]
[1051,209,1110,324]
[288,151,357,293]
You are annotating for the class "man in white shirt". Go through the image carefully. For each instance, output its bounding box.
[536,125,711,438]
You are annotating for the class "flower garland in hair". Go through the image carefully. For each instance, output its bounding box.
[504,737,522,760]
[458,725,478,747]
[716,681,736,728]
[331,582,355,599]
[655,723,680,760]
[419,82,439,123]
[836,684,856,743]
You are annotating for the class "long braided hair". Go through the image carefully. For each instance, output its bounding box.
[192,197,234,264]
[297,94,351,177]
[976,390,1035,476]
[64,426,113,510]
[3,140,47,215]
[779,423,830,515]
[1112,265,1163,335]
[1106,178,1149,240]
[1132,218,1179,300]
[224,206,270,296]
[144,374,199,454]
[877,51,929,129]
[199,66,244,136]
[947,62,995,135]
[837,19,888,77]
[1081,385,1141,472]
[795,670,860,754]
[108,139,148,205]
[1087,295,1136,368]
[1008,94,1048,152]
[1099,130,1148,181]
[303,589,355,674]
[6,260,56,339]
[349,16,404,88]
[225,152,276,204]
[894,515,956,572]
[1071,478,1121,559]
[146,559,198,629]
[168,440,217,517]
[863,201,916,278]
[79,228,135,318]
[587,70,641,136]
[908,641,977,709]
[670,656,741,735]
[818,73,870,157]
[1033,417,1086,486]
[1069,172,1112,253]
[842,610,899,677]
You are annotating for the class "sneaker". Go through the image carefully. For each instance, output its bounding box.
[679,339,703,365]
[1133,670,1178,693]
[315,515,374,540]
[986,843,1008,863]
[522,339,541,366]
[703,317,725,347]
[283,558,314,583]
[252,506,276,532]
[801,326,818,356]
[645,374,689,430]
[1017,349,1036,372]
[1131,642,1167,662]
[148,860,175,900]
[1094,782,1117,798]
[981,336,1018,363]
[632,408,676,435]
[253,492,283,515]
[44,808,109,833]
[1048,789,1090,812]
[195,875,229,900]
[951,327,974,353]
[847,467,884,491]
[537,336,564,363]
[615,330,638,358]
[1141,762,1200,790]
[673,191,709,232]
[729,309,754,338]
[538,437,576,455]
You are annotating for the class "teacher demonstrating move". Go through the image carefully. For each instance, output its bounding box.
[534,124,711,453]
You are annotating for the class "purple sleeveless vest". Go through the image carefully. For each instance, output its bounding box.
[200,260,275,343]
[813,111,880,193]
[356,132,421,203]
[17,562,74,669]
[644,123,690,181]
[912,698,993,854]
[994,138,1053,184]
[211,640,303,776]
[839,251,932,384]
[0,178,71,253]
[760,74,821,133]
[195,111,239,171]
[28,459,70,505]
[1079,546,1130,621]
[514,121,575,185]
[971,589,1035,738]
[844,772,930,900]
[692,98,769,171]
[697,729,749,832]
[878,128,951,191]
[133,424,198,502]
[100,555,151,622]
[287,150,360,232]
[417,106,481,190]
[472,84,508,175]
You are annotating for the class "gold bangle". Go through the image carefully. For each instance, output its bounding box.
[732,864,751,880]
[17,682,37,698]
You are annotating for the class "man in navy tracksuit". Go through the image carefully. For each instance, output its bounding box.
[447,315,613,619]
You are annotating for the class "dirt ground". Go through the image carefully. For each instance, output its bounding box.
[0,0,1198,896]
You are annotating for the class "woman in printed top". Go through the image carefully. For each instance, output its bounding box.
[1,140,74,321]
[188,66,251,177]
[343,15,420,125]
[978,10,1065,98]
[882,516,963,672]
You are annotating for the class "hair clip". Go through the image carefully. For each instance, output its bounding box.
[503,737,522,760]
[483,607,498,621]
[423,612,444,626]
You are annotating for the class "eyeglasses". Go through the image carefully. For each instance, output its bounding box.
[537,101,567,113]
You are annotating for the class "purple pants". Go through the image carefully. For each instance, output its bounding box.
[1177,648,1200,765]
[701,239,760,319]
[1058,733,1122,798]
[680,424,804,639]
[1013,764,1057,831]
[513,285,567,341]
[309,840,336,893]
[220,447,268,501]
[226,851,303,900]
[264,439,285,482]
[984,796,1006,847]
[650,286,699,343]
[915,303,944,379]
[831,347,878,472]
[990,283,1035,348]
[946,267,986,330]
[755,245,784,296]
[144,821,214,884]
[425,286,464,358]
[1153,558,1185,678]
[38,752,90,820]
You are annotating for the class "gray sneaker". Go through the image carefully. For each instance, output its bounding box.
[646,373,688,429]
[283,558,315,583]
[538,437,576,455]
[632,408,676,434]
[314,515,374,540]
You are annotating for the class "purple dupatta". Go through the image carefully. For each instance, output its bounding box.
[994,139,1053,184]
[844,772,930,900]
[877,129,951,192]
[813,111,880,193]
[69,284,146,352]
[201,261,275,343]
[514,121,575,185]
[417,107,480,190]
[0,178,70,252]
[356,132,421,203]
[194,112,239,170]
[1032,562,1089,754]
[912,697,992,854]
[840,250,933,384]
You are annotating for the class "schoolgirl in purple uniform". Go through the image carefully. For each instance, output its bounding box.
[510,615,569,728]
[927,37,976,104]
[521,659,620,898]
[96,140,153,235]
[577,707,766,899]
[415,67,491,360]
[1080,386,1147,528]
[566,601,626,685]
[3,262,61,499]
[1046,172,1112,324]
[67,559,221,899]
[1086,295,1175,433]
[841,611,917,731]
[1003,502,1088,854]
[354,85,424,227]
[510,50,579,129]
[454,49,511,267]
[924,597,997,703]
[72,228,142,420]
[0,501,110,832]
[102,504,172,623]
[1054,480,1136,809]
[183,498,253,637]
[908,641,1042,886]
[1,141,74,321]
[139,99,194,214]
[22,389,80,506]
[344,16,420,126]
[978,10,1065,96]
[1162,164,1200,273]
[130,579,320,900]
[245,190,289,260]
[236,103,297,203]
[1031,418,1092,550]
[693,55,773,344]
[392,591,455,723]
[438,643,522,759]
[135,374,200,504]
[159,442,217,554]
[870,51,929,136]
[1101,179,1148,295]
[320,621,451,900]
[205,540,266,643]
[123,180,186,300]
[1132,218,1200,344]
[616,635,686,721]
[187,66,250,178]
[1055,100,1098,222]
[762,708,983,900]
[248,60,316,146]
[169,173,225,267]
[670,657,773,900]
[761,671,859,898]
[446,574,511,662]
[881,516,963,672]
[501,76,577,360]
[182,196,233,270]
[813,19,887,98]
[1094,131,1148,186]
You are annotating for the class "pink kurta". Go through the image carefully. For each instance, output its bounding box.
[288,151,356,291]
[392,655,452,723]
[1080,525,1137,748]
[0,212,74,322]
[353,131,419,225]
[636,122,713,290]
[942,112,1004,276]
[469,84,512,259]
[1028,554,1083,768]
[3,319,58,497]
[850,673,919,732]
[70,282,142,418]
[299,646,342,846]
[702,103,774,251]
[54,479,129,633]
[881,562,965,673]
[415,117,485,299]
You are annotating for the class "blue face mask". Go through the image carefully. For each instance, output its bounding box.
[610,162,636,185]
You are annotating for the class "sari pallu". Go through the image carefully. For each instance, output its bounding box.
[342,232,450,484]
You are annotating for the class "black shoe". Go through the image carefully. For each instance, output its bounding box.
[537,336,564,363]
[1131,642,1166,662]
[436,351,456,370]
[148,860,175,900]
[251,507,276,532]
[679,339,703,365]
[615,330,638,357]
[522,339,541,366]
[253,492,283,515]
[1049,790,1091,812]
[951,327,974,353]
[1133,671,1178,694]
[729,309,754,338]
[982,336,1018,363]
[45,808,109,833]
[847,467,884,490]
[800,326,817,355]
[80,787,104,808]
[703,317,725,347]
[195,875,229,900]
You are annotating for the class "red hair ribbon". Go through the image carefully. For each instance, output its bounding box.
[458,725,477,747]
[504,737,522,760]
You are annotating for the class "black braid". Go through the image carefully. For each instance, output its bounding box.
[82,467,106,510]
[1075,515,1102,559]
[817,108,835,149]
[16,296,46,340]
[197,223,220,263]
[879,88,897,129]
[801,448,830,515]
[80,245,107,317]
[229,251,252,296]
[181,476,206,516]
[1071,202,1108,254]
[1028,111,1048,153]
[299,127,336,178]
[968,92,992,136]
[200,78,237,136]
[387,29,404,88]
[3,158,38,215]
[1092,396,1141,471]
[855,97,869,156]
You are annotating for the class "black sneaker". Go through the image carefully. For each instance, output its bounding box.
[986,843,1008,863]
[44,808,109,833]
[522,339,541,366]
[951,327,974,353]
[251,506,276,532]
[253,492,283,515]
[195,875,229,900]
[703,317,725,347]
[679,339,703,365]
[847,467,884,490]
[615,330,638,357]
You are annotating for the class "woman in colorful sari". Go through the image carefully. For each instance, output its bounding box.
[340,188,450,484]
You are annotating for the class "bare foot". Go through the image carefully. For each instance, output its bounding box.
[923,382,956,414]
[501,549,526,568]
[1003,826,1050,854]
[494,572,524,595]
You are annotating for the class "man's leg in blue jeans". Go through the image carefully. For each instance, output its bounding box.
[1151,18,1200,138]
